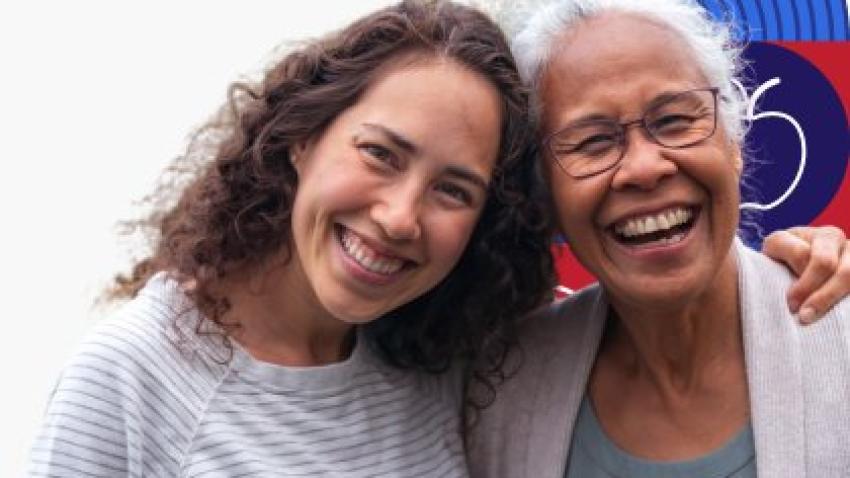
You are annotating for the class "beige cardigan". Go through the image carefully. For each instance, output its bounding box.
[467,240,850,477]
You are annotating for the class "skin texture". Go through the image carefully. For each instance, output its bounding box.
[225,59,502,365]
[541,13,751,459]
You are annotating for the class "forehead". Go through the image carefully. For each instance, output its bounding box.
[343,58,503,168]
[539,13,707,130]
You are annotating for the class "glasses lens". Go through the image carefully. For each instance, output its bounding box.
[645,90,716,148]
[549,121,622,177]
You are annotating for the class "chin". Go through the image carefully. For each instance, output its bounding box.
[322,298,395,325]
[604,270,712,310]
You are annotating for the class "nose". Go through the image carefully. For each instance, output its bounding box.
[610,127,678,190]
[370,185,422,241]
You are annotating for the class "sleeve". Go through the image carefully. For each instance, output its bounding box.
[27,336,143,477]
[26,315,193,477]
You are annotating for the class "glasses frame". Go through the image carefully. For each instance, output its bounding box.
[543,87,720,179]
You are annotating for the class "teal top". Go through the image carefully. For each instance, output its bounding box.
[565,396,756,478]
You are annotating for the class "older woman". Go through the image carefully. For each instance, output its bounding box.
[469,0,850,477]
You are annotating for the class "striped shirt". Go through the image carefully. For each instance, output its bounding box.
[28,273,468,477]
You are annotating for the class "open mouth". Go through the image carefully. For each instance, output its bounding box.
[335,225,412,276]
[610,206,699,247]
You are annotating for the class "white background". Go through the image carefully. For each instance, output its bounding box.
[0,1,400,475]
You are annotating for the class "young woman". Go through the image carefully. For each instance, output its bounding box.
[27,2,553,476]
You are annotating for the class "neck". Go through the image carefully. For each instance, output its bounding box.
[603,255,743,395]
[588,252,750,460]
[219,261,356,367]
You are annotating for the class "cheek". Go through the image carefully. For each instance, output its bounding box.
[550,178,596,233]
[426,213,479,272]
[693,151,742,215]
[714,176,741,230]
[297,166,366,216]
[289,178,351,252]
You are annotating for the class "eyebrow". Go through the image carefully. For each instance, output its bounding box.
[564,89,700,126]
[361,122,490,191]
[362,123,418,155]
[644,90,688,110]
[565,113,615,125]
[445,165,489,191]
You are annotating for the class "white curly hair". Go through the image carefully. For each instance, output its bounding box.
[478,0,747,144]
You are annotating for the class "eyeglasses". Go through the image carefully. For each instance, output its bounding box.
[543,87,720,179]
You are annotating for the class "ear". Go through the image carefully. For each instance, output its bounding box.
[290,139,315,174]
[290,142,306,166]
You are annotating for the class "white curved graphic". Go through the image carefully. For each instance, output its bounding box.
[734,77,808,211]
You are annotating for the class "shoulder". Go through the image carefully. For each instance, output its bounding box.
[467,286,608,478]
[735,243,850,470]
[735,239,797,289]
[516,283,606,352]
[737,239,850,376]
[736,240,850,322]
[72,273,221,388]
[740,241,850,311]
[28,273,227,476]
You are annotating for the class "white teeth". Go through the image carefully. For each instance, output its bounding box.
[644,216,658,234]
[614,207,693,238]
[375,259,392,274]
[339,228,404,275]
[656,232,686,245]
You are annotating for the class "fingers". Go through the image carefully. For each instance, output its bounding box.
[762,228,813,278]
[796,238,850,324]
[762,226,848,324]
[787,226,844,309]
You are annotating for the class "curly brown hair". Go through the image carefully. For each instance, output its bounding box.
[112,0,555,408]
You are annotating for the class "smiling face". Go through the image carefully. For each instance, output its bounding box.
[540,14,743,309]
[287,57,502,323]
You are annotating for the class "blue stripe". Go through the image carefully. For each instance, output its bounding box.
[830,0,849,39]
[739,0,765,39]
[713,0,745,40]
[766,0,788,39]
[701,0,728,22]
[717,0,746,41]
[801,0,817,39]
[824,0,836,38]
[756,0,779,39]
[811,0,831,39]
[731,0,754,40]
[785,0,802,39]
[704,0,850,40]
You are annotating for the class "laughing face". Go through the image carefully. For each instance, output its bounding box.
[540,14,743,309]
[287,58,502,323]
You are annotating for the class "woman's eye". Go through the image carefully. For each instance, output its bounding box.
[435,182,473,206]
[572,134,616,156]
[360,144,399,169]
[651,114,695,134]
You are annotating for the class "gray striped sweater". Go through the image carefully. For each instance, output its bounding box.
[28,273,468,477]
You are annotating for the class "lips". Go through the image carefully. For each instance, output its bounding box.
[337,226,409,276]
[610,206,698,246]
